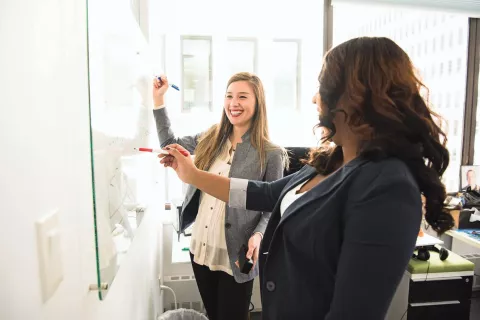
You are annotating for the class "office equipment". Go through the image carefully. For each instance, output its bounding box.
[237,244,254,274]
[413,245,449,261]
[86,0,157,299]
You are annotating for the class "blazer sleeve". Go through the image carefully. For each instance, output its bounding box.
[253,149,285,236]
[325,162,422,320]
[153,107,202,154]
[229,173,293,213]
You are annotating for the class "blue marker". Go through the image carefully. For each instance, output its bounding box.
[157,76,180,91]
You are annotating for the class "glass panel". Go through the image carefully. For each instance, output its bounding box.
[333,4,469,192]
[272,41,299,109]
[87,0,158,299]
[226,39,256,75]
[182,37,212,112]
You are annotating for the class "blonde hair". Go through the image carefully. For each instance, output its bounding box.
[194,72,277,171]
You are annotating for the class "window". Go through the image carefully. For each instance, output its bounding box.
[333,3,469,192]
[272,40,300,109]
[453,120,459,136]
[157,0,325,237]
[226,38,257,75]
[181,37,212,112]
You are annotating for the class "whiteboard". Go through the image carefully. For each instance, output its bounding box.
[87,0,157,296]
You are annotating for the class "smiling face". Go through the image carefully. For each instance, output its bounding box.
[224,80,256,129]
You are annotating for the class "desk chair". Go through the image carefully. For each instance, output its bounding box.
[284,147,311,176]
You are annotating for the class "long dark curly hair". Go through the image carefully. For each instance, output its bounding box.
[307,37,454,234]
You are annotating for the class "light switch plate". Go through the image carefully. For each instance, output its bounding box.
[36,209,63,303]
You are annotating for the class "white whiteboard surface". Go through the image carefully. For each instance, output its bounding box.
[87,0,157,293]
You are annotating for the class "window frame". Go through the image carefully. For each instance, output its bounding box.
[461,19,480,166]
[271,38,302,110]
[180,35,213,113]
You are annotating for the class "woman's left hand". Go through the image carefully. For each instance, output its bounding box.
[247,233,262,268]
[235,233,262,270]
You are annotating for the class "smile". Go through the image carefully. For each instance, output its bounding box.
[230,110,244,117]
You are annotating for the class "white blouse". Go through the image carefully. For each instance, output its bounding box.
[280,180,308,216]
[190,141,234,275]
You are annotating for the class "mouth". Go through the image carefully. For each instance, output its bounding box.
[229,109,244,118]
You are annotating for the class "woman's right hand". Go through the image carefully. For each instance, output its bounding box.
[159,144,198,185]
[153,75,169,107]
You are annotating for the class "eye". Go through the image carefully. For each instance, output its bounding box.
[240,96,247,99]
[226,95,232,99]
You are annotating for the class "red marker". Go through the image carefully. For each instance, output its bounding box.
[135,147,189,157]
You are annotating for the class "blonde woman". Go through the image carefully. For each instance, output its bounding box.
[153,72,285,320]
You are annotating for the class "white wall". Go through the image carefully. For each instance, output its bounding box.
[0,1,162,319]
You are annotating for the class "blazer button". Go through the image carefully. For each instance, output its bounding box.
[225,223,231,229]
[266,281,276,292]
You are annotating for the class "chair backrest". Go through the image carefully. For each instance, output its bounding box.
[284,147,311,176]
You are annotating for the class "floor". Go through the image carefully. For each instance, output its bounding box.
[249,291,480,319]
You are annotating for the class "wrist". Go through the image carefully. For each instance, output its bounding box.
[189,167,202,186]
[153,97,165,108]
[253,232,263,240]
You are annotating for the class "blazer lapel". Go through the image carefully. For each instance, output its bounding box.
[259,166,317,254]
[278,157,368,226]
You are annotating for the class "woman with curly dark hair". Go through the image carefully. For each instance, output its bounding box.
[158,37,454,319]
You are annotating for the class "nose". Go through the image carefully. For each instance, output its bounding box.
[230,97,240,107]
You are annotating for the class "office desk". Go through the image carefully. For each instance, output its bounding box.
[446,230,480,250]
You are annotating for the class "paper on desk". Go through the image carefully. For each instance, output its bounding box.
[416,233,443,247]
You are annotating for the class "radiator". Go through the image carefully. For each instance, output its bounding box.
[161,274,205,313]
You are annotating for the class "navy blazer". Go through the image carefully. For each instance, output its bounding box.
[243,157,422,319]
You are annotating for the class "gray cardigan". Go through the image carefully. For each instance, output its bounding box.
[153,107,284,283]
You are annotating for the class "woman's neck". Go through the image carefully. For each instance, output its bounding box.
[341,142,359,165]
[230,125,249,148]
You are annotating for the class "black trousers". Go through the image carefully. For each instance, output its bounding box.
[190,253,254,320]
